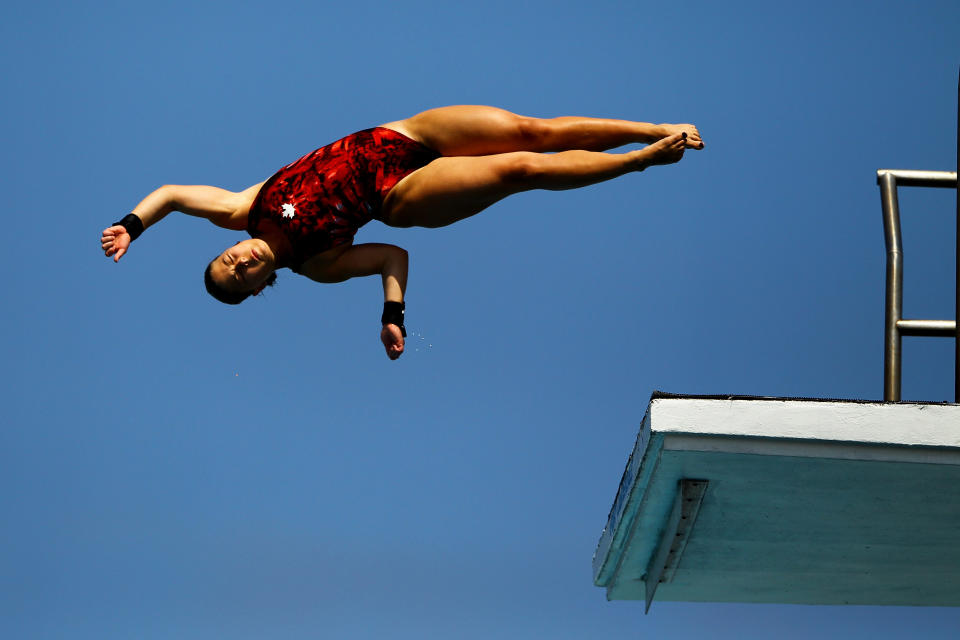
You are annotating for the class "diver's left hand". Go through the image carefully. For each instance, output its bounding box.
[381,324,404,360]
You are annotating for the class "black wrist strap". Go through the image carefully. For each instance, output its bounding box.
[381,301,406,337]
[113,213,144,241]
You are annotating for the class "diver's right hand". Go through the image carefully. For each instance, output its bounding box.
[101,225,131,262]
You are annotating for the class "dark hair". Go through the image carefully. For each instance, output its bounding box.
[204,259,277,305]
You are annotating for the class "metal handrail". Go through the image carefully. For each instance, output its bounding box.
[878,169,958,401]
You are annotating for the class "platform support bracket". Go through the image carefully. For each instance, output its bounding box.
[644,478,708,613]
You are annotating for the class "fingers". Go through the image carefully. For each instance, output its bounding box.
[385,342,403,360]
[103,237,127,261]
[102,228,117,254]
[389,337,404,359]
[381,326,405,360]
[102,226,131,261]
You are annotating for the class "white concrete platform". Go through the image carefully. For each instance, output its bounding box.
[593,393,960,609]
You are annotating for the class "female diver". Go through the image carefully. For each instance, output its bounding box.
[101,105,703,360]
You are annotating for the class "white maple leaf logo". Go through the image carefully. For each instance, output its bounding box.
[281,203,296,219]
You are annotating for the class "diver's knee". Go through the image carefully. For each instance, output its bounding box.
[515,117,552,147]
[498,152,545,185]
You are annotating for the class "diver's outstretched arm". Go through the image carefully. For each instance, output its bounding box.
[300,243,409,360]
[101,183,263,262]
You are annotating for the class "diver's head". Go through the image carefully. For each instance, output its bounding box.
[204,239,277,305]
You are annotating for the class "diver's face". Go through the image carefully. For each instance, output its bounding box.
[209,239,275,293]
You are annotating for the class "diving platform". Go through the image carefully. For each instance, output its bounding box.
[593,392,960,611]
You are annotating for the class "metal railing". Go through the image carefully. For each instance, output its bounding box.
[878,169,959,401]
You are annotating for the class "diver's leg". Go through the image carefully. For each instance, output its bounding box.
[382,133,687,229]
[380,105,703,156]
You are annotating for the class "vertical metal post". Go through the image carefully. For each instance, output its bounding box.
[955,68,959,403]
[881,172,903,401]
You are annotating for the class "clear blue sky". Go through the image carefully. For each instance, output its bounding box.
[2,1,958,637]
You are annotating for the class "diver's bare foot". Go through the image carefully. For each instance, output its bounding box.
[659,123,704,149]
[632,132,687,170]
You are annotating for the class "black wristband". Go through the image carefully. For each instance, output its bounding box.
[113,213,144,241]
[381,301,406,337]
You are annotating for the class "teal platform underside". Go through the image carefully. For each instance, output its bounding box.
[594,394,960,607]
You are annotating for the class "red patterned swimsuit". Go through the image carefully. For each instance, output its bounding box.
[247,127,440,272]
